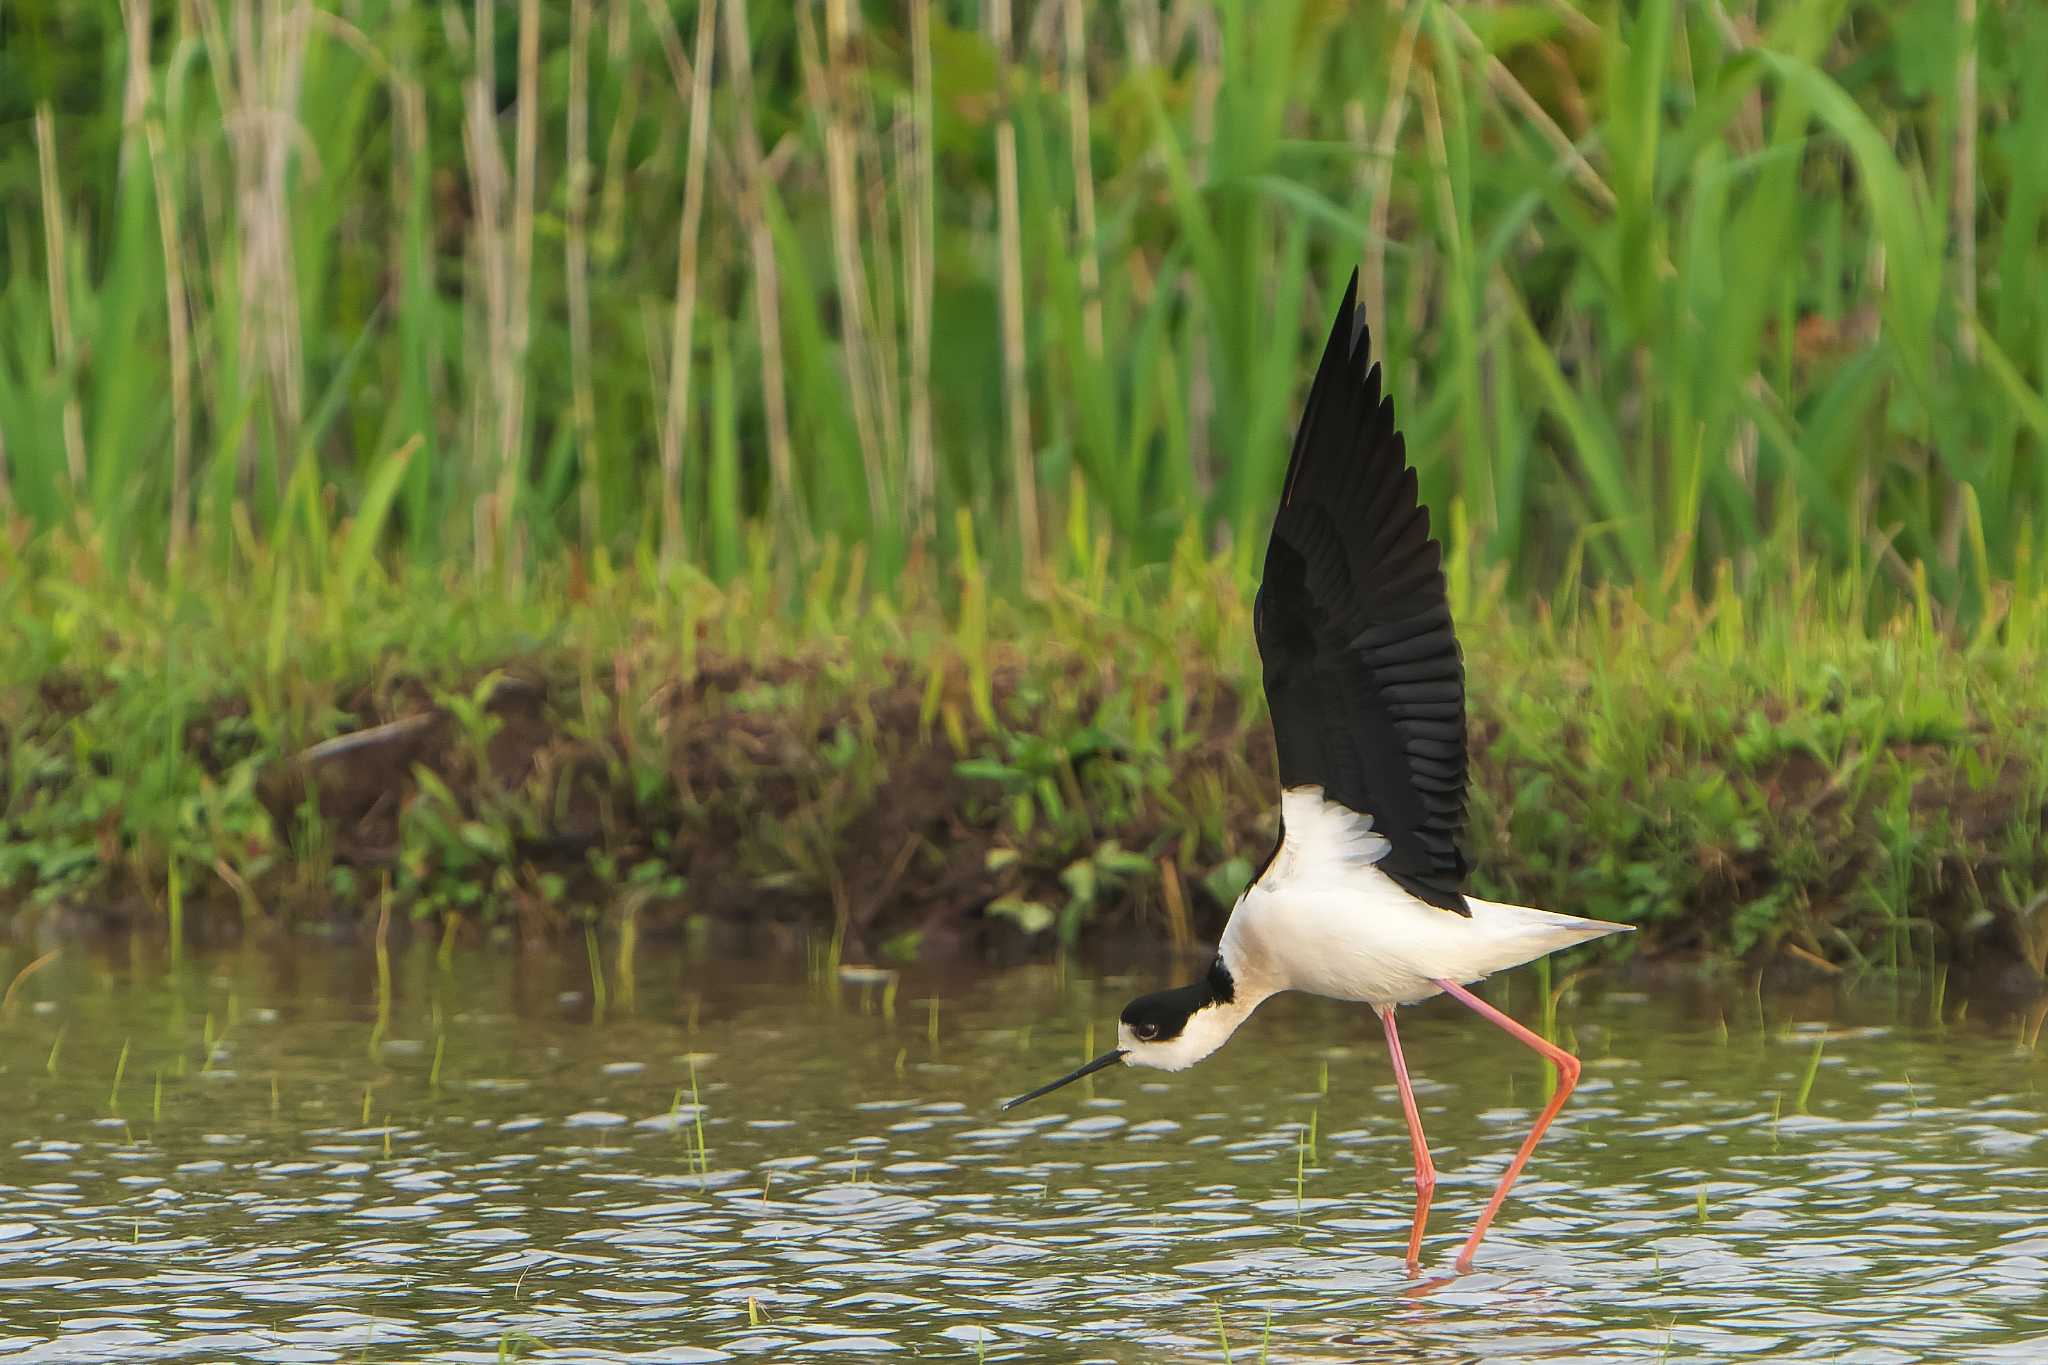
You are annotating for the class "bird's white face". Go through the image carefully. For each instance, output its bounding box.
[1002,959,1267,1110]
[1116,999,1255,1073]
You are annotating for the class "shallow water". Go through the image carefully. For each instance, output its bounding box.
[1,941,2045,1362]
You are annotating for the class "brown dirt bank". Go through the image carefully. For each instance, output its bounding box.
[9,648,2043,976]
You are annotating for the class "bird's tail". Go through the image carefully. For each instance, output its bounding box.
[1457,896,1633,979]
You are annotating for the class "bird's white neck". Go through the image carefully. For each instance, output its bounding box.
[1217,902,1283,998]
[1185,936,1277,1062]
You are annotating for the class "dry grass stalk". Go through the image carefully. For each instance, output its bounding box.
[659,0,719,562]
[121,0,151,140]
[195,0,311,490]
[863,114,904,471]
[33,105,89,492]
[639,0,739,191]
[568,0,599,545]
[808,0,892,544]
[990,0,1040,572]
[1159,857,1193,954]
[1418,71,1463,267]
[1364,0,1424,333]
[1436,2,1616,212]
[1189,5,1219,163]
[599,0,642,256]
[1164,0,1199,61]
[462,0,508,572]
[1065,0,1104,358]
[498,0,542,578]
[123,0,197,562]
[1184,9,1221,503]
[1,951,62,1019]
[392,38,433,495]
[723,0,800,540]
[1954,0,1978,362]
[1121,0,1158,67]
[903,0,938,543]
[460,0,541,575]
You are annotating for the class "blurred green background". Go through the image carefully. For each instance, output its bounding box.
[2,0,2042,609]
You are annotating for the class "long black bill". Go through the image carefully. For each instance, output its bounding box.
[1002,1049,1127,1110]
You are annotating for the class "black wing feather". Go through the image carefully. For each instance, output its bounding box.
[1254,271,1471,913]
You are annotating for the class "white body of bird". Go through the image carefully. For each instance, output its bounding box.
[1118,789,1630,1073]
[1228,787,1629,1006]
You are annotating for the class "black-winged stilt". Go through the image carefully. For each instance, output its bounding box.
[1004,271,1631,1274]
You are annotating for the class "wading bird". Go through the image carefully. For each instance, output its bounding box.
[1003,272,1631,1273]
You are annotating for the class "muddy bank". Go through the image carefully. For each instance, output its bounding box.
[238,655,1275,962]
[8,647,2045,975]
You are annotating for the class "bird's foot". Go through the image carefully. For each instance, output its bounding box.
[1401,1273,1461,1299]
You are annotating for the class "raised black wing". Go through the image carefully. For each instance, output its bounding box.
[1253,271,1471,913]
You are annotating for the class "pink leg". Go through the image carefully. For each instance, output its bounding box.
[1378,1006,1436,1274]
[1434,977,1582,1272]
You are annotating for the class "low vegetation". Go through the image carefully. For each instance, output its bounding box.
[4,4,2045,969]
[5,531,2044,973]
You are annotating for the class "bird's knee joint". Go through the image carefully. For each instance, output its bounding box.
[1555,1052,1581,1087]
[1415,1168,1436,1197]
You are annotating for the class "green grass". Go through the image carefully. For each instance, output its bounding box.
[2,530,2045,967]
[1,1,2043,605]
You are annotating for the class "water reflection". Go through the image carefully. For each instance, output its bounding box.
[0,940,2043,1361]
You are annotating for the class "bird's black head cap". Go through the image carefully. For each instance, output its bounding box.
[1120,956,1236,1043]
[1004,955,1251,1108]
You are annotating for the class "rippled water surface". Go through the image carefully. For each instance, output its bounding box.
[2,940,2046,1362]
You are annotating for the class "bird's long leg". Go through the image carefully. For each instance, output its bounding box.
[1377,1005,1435,1274]
[1433,977,1582,1272]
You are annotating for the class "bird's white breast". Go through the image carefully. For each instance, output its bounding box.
[1224,874,1463,1006]
[1220,787,1628,1007]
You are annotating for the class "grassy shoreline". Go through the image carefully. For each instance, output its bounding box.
[6,539,2045,976]
[6,8,2048,977]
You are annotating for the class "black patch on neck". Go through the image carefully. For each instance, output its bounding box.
[1121,958,1235,1043]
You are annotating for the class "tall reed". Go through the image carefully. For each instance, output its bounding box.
[0,1,2040,619]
